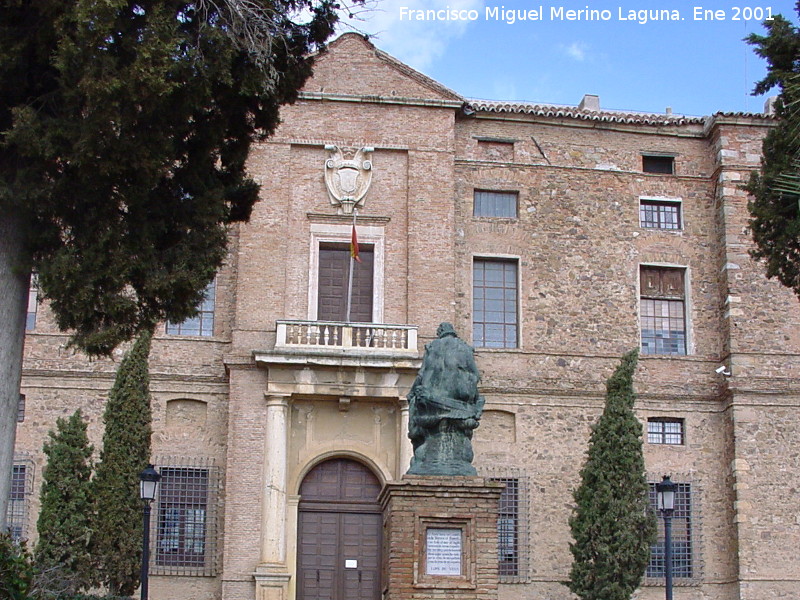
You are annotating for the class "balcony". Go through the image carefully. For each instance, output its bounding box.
[254,321,421,397]
[275,320,418,354]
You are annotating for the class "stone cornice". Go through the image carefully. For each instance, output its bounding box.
[306,212,391,226]
[298,91,463,110]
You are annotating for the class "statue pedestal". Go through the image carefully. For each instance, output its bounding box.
[379,476,503,600]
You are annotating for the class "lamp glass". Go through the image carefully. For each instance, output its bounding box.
[139,465,161,501]
[658,489,675,511]
[656,475,676,511]
[140,478,158,501]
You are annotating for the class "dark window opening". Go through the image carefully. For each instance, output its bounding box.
[643,155,675,174]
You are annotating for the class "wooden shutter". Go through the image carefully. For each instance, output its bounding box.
[317,244,373,323]
[641,267,684,299]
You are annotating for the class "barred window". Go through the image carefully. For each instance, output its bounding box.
[483,471,529,582]
[648,418,684,445]
[17,394,25,423]
[640,200,681,230]
[26,275,38,331]
[153,462,219,576]
[640,267,687,356]
[474,190,518,218]
[647,482,694,579]
[166,279,216,337]
[6,462,32,541]
[497,478,519,577]
[473,259,518,349]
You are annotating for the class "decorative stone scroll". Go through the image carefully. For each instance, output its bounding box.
[324,144,373,214]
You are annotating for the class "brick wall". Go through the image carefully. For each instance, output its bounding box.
[13,32,800,600]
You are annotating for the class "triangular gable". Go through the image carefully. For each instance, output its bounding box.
[303,33,463,103]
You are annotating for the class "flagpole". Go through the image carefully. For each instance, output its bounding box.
[346,208,357,323]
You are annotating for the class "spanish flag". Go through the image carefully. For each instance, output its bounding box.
[350,224,361,263]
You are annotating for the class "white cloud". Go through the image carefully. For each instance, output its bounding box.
[564,41,588,62]
[338,0,484,72]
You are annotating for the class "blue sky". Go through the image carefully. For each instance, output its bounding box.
[341,0,797,116]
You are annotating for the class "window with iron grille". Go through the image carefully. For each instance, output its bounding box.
[17,394,25,423]
[474,190,518,218]
[482,471,529,582]
[6,462,32,541]
[642,155,675,174]
[166,279,216,337]
[473,259,518,349]
[640,200,681,230]
[26,275,38,331]
[497,478,520,577]
[640,267,687,356]
[153,462,219,576]
[648,418,684,445]
[647,482,695,580]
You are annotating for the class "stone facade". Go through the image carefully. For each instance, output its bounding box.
[12,33,800,600]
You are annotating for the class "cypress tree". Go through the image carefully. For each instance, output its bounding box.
[568,349,656,600]
[35,409,95,594]
[0,0,353,528]
[92,329,153,596]
[745,8,800,300]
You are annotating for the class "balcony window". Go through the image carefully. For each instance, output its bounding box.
[318,242,374,323]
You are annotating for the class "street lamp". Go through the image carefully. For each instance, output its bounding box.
[656,475,677,600]
[139,464,161,600]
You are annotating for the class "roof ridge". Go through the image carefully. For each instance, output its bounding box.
[467,98,775,124]
[466,98,705,125]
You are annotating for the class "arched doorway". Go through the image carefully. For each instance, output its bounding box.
[297,458,382,600]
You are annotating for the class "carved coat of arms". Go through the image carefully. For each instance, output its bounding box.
[324,145,373,214]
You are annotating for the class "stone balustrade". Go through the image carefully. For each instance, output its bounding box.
[275,320,418,353]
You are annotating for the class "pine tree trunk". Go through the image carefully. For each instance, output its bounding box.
[0,210,29,531]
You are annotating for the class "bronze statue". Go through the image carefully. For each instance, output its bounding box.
[406,323,484,476]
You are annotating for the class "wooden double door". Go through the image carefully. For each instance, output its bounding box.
[297,459,382,600]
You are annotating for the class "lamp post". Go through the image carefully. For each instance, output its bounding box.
[656,475,677,600]
[139,464,161,600]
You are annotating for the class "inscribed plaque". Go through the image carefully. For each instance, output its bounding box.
[425,528,462,575]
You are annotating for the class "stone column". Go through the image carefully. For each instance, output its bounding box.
[261,393,290,564]
[398,397,413,474]
[255,394,291,600]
